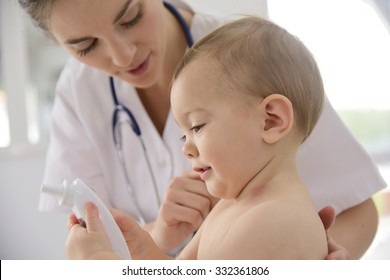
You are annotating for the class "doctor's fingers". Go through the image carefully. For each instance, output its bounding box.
[325,237,351,260]
[318,205,336,231]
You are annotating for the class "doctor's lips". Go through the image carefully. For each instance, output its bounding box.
[127,55,150,76]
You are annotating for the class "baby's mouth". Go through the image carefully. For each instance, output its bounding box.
[194,167,212,180]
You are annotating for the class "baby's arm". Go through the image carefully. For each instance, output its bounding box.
[66,202,170,260]
[148,170,219,253]
[176,224,204,260]
[222,207,294,259]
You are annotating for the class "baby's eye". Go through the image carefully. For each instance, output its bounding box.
[191,124,205,133]
[180,135,186,142]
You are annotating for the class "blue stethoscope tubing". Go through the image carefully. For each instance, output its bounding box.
[109,1,194,225]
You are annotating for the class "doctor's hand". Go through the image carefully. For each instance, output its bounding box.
[148,170,219,253]
[318,206,351,260]
[66,202,120,260]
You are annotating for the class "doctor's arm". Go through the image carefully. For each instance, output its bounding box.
[326,198,378,259]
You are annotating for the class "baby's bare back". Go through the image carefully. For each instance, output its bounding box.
[197,187,328,259]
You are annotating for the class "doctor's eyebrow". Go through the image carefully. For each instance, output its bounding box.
[64,0,134,45]
[113,0,133,24]
[65,36,94,45]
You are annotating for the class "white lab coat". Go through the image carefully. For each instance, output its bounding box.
[39,1,386,222]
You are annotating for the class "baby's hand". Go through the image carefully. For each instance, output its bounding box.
[150,170,219,252]
[109,207,169,260]
[66,202,121,259]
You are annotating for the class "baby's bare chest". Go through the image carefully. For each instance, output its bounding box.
[197,203,245,258]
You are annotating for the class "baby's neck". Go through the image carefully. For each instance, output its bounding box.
[235,151,301,202]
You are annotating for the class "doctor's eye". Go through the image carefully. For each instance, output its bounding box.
[122,4,144,28]
[77,40,98,57]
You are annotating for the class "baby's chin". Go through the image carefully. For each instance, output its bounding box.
[206,183,232,200]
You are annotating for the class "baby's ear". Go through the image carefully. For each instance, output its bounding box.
[260,94,294,144]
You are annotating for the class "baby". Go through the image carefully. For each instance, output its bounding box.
[67,16,328,259]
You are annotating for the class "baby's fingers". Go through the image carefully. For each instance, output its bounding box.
[84,202,105,233]
[67,213,80,230]
[110,207,141,234]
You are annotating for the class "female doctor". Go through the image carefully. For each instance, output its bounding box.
[19,0,386,258]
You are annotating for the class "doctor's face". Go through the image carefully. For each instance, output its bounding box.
[171,58,266,200]
[50,0,167,88]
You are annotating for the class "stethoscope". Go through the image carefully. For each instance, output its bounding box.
[109,1,194,226]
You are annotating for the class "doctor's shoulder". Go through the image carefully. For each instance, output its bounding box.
[56,58,107,88]
[54,57,113,104]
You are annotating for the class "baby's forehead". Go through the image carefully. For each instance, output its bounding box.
[187,55,218,71]
[174,58,219,88]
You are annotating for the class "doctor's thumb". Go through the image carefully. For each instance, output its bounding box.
[318,205,336,231]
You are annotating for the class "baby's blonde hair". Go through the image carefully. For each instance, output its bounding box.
[174,16,325,141]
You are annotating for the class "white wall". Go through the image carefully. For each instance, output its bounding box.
[0,152,68,259]
[0,0,67,260]
[184,0,268,17]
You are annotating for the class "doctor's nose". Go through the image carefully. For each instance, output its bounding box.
[109,39,136,67]
[182,140,199,159]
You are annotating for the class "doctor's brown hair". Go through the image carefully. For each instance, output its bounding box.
[18,0,55,35]
[174,16,325,141]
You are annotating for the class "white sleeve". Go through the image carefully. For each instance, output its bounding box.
[297,98,386,214]
[38,63,110,213]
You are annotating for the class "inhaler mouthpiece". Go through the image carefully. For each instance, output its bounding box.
[40,180,71,206]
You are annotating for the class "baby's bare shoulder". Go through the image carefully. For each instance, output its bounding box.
[221,199,327,259]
